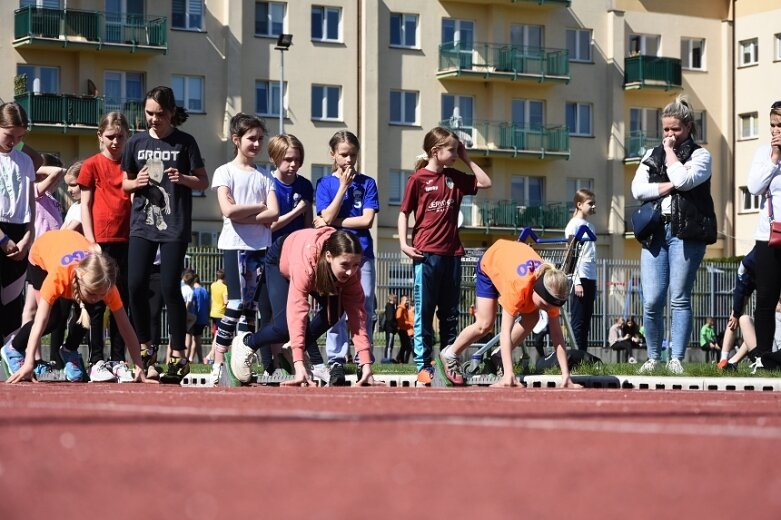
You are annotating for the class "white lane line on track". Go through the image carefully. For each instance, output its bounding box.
[3,400,780,440]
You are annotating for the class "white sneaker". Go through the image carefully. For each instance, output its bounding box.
[666,358,684,375]
[209,362,224,386]
[111,361,134,383]
[627,356,637,364]
[750,358,764,375]
[311,363,330,386]
[229,332,254,384]
[638,358,657,374]
[89,360,117,382]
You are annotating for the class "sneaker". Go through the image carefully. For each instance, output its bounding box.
[329,362,347,386]
[666,358,684,375]
[33,360,56,379]
[229,332,255,384]
[59,346,85,382]
[208,362,223,386]
[141,345,158,370]
[1,341,24,377]
[311,363,330,386]
[750,358,764,375]
[637,358,658,374]
[627,356,638,364]
[162,356,190,383]
[417,365,434,385]
[111,361,134,383]
[490,350,504,378]
[723,362,738,372]
[717,359,729,369]
[89,360,117,383]
[438,350,465,386]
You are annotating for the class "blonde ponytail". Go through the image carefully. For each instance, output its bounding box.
[535,262,570,302]
[71,253,119,328]
[71,273,92,328]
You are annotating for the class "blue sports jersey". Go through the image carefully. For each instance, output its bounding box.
[315,173,379,259]
[272,175,314,241]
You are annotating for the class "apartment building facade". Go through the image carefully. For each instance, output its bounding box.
[4,0,776,258]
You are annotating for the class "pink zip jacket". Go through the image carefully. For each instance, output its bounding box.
[279,227,372,365]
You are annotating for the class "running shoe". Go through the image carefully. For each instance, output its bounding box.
[33,360,56,379]
[229,332,255,384]
[717,359,729,370]
[59,346,85,382]
[1,340,23,377]
[208,362,224,386]
[637,358,657,374]
[141,345,158,370]
[666,358,684,375]
[437,350,465,386]
[417,365,434,385]
[311,363,330,386]
[89,360,117,383]
[111,361,135,383]
[722,362,738,372]
[329,362,347,386]
[162,356,190,383]
[490,350,504,378]
[750,358,764,375]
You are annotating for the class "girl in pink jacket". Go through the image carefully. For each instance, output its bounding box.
[229,227,381,386]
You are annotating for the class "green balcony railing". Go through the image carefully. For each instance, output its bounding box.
[470,199,571,231]
[14,93,147,132]
[439,41,569,82]
[625,131,659,160]
[624,55,682,90]
[14,6,167,53]
[439,119,569,158]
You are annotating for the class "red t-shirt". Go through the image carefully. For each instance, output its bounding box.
[30,230,123,311]
[399,167,478,256]
[78,152,131,242]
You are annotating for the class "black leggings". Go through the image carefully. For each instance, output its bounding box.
[127,237,187,351]
[753,241,781,354]
[0,223,28,339]
[87,242,129,364]
[13,298,85,354]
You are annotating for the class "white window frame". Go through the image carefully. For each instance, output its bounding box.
[390,13,418,48]
[629,107,661,139]
[566,28,592,62]
[739,112,759,140]
[693,110,707,144]
[255,80,285,117]
[681,38,705,70]
[311,5,341,43]
[255,1,285,38]
[312,84,341,121]
[739,38,758,66]
[389,169,412,205]
[512,99,545,128]
[510,23,544,51]
[628,33,660,56]
[565,102,592,137]
[172,75,204,113]
[172,0,203,31]
[740,186,761,213]
[16,64,59,94]
[104,70,144,105]
[511,176,545,206]
[390,90,418,126]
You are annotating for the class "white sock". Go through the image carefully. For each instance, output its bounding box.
[720,352,728,361]
[443,346,457,360]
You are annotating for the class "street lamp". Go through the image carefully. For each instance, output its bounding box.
[275,33,293,134]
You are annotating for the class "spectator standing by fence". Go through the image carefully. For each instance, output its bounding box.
[565,188,597,351]
[382,293,398,363]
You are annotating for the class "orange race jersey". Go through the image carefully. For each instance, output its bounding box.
[479,240,560,319]
[29,229,123,311]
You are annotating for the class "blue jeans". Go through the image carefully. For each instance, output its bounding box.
[325,259,375,364]
[640,224,705,361]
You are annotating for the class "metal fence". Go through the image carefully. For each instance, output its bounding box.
[169,247,744,350]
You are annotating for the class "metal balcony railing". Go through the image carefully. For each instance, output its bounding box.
[439,119,569,158]
[465,200,571,231]
[514,0,572,6]
[624,55,682,90]
[438,41,569,82]
[15,93,147,133]
[14,5,167,53]
[625,131,659,160]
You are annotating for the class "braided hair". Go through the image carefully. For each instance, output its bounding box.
[71,253,119,327]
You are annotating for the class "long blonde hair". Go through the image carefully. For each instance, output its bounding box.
[71,253,118,327]
[534,263,569,302]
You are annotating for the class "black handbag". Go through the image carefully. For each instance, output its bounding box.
[631,200,662,242]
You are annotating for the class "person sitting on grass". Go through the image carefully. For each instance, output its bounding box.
[436,239,583,389]
[700,317,720,359]
[720,248,758,371]
[3,229,155,384]
[608,317,638,364]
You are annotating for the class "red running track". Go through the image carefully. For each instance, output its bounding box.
[0,384,779,520]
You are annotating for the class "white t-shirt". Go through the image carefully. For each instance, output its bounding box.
[181,283,194,311]
[565,217,597,281]
[0,149,35,224]
[211,163,275,250]
[63,202,82,225]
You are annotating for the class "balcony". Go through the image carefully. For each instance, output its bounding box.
[15,93,147,133]
[624,55,682,90]
[14,6,167,54]
[462,200,571,232]
[440,119,569,159]
[444,0,571,6]
[438,42,569,83]
[624,131,658,162]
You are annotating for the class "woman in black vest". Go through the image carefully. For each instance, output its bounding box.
[631,95,717,375]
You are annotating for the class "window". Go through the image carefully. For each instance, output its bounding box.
[105,0,144,42]
[740,187,761,212]
[255,1,285,37]
[256,80,284,117]
[390,13,418,48]
[21,0,60,7]
[104,71,144,111]
[311,164,331,184]
[311,6,340,42]
[566,178,594,212]
[390,90,417,125]
[312,85,340,120]
[389,170,412,205]
[172,0,203,30]
[628,33,660,56]
[442,95,475,146]
[681,38,705,70]
[172,75,204,113]
[512,99,544,128]
[512,176,544,206]
[510,24,543,51]
[565,102,592,136]
[693,111,707,144]
[566,28,592,62]
[442,19,474,68]
[740,38,758,66]
[629,107,661,139]
[776,33,781,61]
[739,112,759,139]
[16,64,59,94]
